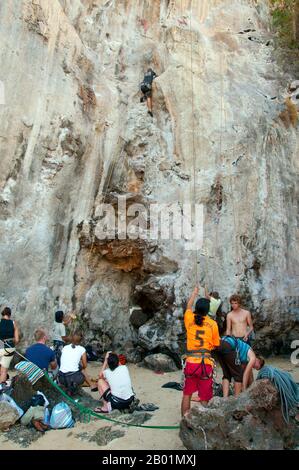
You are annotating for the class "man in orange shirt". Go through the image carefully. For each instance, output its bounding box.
[181,287,220,416]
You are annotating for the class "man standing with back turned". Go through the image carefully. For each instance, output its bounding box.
[181,286,220,416]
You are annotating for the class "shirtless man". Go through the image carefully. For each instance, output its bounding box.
[225,294,254,344]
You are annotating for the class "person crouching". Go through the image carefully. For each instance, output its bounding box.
[95,352,135,413]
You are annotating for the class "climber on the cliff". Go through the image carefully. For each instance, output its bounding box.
[140,67,157,117]
[226,294,254,345]
[216,336,265,397]
[181,286,220,416]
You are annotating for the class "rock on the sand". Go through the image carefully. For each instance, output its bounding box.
[0,402,19,431]
[143,353,178,372]
[180,379,299,450]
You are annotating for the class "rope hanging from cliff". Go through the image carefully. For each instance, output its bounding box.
[87,137,127,272]
[189,0,199,284]
[217,53,243,291]
[257,365,299,423]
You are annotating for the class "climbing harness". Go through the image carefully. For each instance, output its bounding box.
[0,339,15,357]
[182,348,216,380]
[257,365,299,423]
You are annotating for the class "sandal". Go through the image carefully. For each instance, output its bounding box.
[94,407,109,414]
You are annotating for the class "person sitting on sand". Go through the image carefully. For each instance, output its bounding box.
[95,351,135,413]
[181,286,220,416]
[58,331,93,396]
[226,294,254,344]
[25,328,57,373]
[216,336,264,397]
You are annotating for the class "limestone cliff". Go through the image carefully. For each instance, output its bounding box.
[0,0,298,358]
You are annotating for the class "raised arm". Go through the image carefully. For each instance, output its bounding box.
[242,349,256,391]
[63,313,76,326]
[204,286,210,299]
[186,286,199,311]
[99,351,111,379]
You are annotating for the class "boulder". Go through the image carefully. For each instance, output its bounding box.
[180,379,299,450]
[143,353,178,372]
[0,402,19,431]
[129,306,149,328]
[138,319,167,350]
[125,346,145,364]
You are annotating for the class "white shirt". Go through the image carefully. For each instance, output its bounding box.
[104,365,134,400]
[59,344,85,373]
[53,322,66,342]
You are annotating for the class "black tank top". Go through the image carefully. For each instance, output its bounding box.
[0,318,15,347]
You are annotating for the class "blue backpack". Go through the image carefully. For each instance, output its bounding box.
[50,402,74,429]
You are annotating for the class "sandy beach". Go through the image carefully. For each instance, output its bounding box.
[1,356,298,451]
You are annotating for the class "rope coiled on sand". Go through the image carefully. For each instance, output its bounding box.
[257,365,299,423]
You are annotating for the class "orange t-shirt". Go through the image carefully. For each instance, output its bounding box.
[184,309,220,365]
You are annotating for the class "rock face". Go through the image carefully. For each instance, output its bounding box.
[0,1,298,357]
[143,353,178,372]
[180,379,299,450]
[0,402,20,431]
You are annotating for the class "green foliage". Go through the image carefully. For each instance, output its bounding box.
[269,0,299,48]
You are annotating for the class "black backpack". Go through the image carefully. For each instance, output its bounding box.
[140,81,151,93]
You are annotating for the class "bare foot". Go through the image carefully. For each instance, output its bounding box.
[32,419,46,433]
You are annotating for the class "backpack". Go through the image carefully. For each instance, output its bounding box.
[85,345,99,362]
[140,81,151,93]
[49,402,74,429]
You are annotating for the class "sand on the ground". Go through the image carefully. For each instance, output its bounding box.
[0,357,298,450]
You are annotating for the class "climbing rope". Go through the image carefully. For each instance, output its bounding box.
[189,0,199,284]
[257,365,299,423]
[6,342,179,430]
[218,53,244,292]
[87,136,127,272]
[44,372,180,430]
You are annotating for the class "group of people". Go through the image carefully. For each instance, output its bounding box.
[0,307,135,415]
[181,286,265,415]
[1,288,265,418]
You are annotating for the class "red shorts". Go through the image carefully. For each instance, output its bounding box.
[183,362,213,402]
